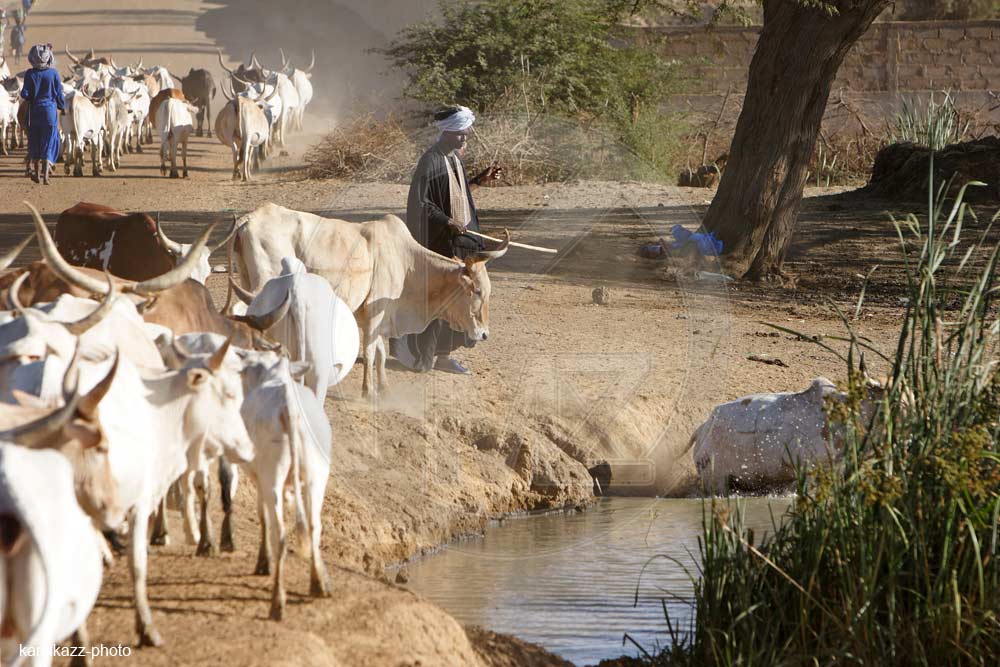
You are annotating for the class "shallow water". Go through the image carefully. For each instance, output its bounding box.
[404,497,791,666]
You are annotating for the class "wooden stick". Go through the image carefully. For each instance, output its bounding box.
[465,229,558,254]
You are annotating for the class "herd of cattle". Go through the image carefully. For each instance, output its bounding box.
[0,199,507,664]
[0,46,314,180]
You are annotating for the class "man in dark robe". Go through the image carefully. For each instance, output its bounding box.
[392,106,501,375]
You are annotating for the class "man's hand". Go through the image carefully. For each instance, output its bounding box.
[471,161,503,187]
[447,219,467,235]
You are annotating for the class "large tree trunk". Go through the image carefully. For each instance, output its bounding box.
[703,0,890,280]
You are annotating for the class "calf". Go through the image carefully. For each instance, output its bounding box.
[165,333,332,620]
[157,98,199,178]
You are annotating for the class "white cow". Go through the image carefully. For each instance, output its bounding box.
[0,445,109,667]
[230,256,358,401]
[690,375,883,494]
[279,49,314,132]
[215,87,274,181]
[156,97,199,178]
[165,333,333,620]
[61,90,106,177]
[112,75,150,154]
[101,87,132,171]
[0,89,18,156]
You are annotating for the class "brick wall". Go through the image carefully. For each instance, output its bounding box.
[643,20,1000,95]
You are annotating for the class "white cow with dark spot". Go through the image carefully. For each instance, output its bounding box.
[690,374,883,494]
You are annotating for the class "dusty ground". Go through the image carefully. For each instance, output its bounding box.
[0,1,967,666]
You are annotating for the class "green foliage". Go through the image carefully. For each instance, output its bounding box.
[375,0,688,181]
[652,167,1000,664]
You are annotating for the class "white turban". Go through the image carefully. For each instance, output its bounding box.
[434,106,475,137]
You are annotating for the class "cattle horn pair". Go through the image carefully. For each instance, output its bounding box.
[279,48,289,71]
[0,235,31,272]
[27,201,216,296]
[65,45,81,65]
[156,213,239,256]
[7,270,118,336]
[230,292,291,332]
[171,336,233,372]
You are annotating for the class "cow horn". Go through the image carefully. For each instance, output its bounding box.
[211,214,240,252]
[130,222,217,296]
[232,291,289,332]
[171,336,191,363]
[28,200,111,295]
[5,270,30,314]
[221,79,234,101]
[135,57,144,71]
[217,50,235,76]
[206,336,233,372]
[305,50,315,73]
[1,347,82,447]
[469,228,510,263]
[0,235,32,272]
[250,52,261,69]
[154,213,184,256]
[279,48,288,70]
[77,350,119,420]
[65,45,81,65]
[261,83,278,103]
[228,277,257,306]
[86,48,95,61]
[110,56,118,69]
[63,273,117,336]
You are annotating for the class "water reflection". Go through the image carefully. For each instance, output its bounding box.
[404,497,791,666]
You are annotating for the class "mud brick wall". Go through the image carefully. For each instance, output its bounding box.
[642,20,1000,94]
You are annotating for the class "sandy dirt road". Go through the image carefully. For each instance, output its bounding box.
[0,2,927,666]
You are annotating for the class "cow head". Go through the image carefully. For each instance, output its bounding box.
[441,230,510,342]
[172,336,255,465]
[0,348,126,530]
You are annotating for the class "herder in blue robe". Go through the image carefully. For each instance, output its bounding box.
[20,43,64,185]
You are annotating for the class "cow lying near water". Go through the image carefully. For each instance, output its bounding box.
[690,371,885,494]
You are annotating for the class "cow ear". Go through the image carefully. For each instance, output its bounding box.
[186,367,211,389]
[64,421,103,450]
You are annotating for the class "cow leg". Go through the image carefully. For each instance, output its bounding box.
[169,139,180,179]
[219,458,237,552]
[181,472,200,545]
[70,621,94,667]
[375,336,389,391]
[129,504,163,647]
[263,484,287,621]
[149,496,170,546]
[160,140,168,176]
[254,493,270,575]
[362,333,377,398]
[306,470,332,597]
[92,138,102,176]
[181,135,189,178]
[195,467,217,557]
[206,98,212,137]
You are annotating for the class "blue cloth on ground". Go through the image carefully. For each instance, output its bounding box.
[670,224,723,256]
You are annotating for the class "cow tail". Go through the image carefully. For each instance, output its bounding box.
[284,393,309,557]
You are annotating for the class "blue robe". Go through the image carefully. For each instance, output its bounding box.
[20,67,64,164]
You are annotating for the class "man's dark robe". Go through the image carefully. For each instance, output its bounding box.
[399,144,485,371]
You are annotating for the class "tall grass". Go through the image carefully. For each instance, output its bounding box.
[654,167,1000,664]
[891,91,971,150]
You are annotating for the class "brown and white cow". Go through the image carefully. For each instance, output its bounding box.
[53,202,236,283]
[233,202,508,396]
